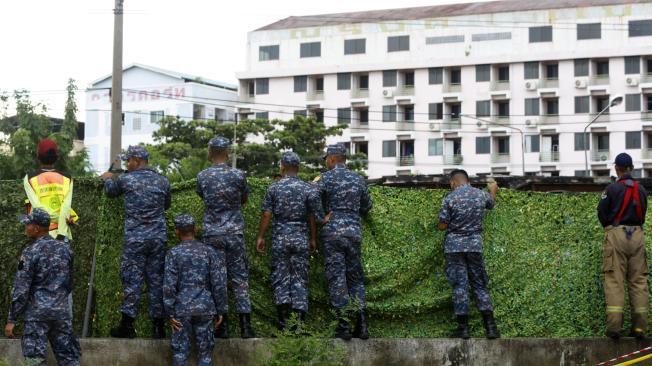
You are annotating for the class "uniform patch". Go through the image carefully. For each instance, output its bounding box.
[601,191,608,200]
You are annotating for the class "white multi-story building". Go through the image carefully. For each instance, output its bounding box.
[85,63,238,172]
[236,0,652,178]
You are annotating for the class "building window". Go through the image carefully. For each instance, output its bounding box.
[574,132,589,151]
[525,98,540,116]
[255,78,269,95]
[337,73,351,90]
[476,137,490,154]
[428,103,443,120]
[596,60,609,76]
[315,77,324,92]
[626,131,642,149]
[132,116,141,131]
[382,105,397,122]
[359,109,369,123]
[388,35,410,52]
[629,19,652,37]
[247,80,255,97]
[545,98,559,115]
[498,66,510,81]
[314,110,324,122]
[545,63,559,80]
[626,94,641,111]
[337,108,351,124]
[255,112,269,120]
[150,110,164,124]
[382,140,397,157]
[625,56,641,74]
[574,59,589,77]
[359,74,369,89]
[596,95,610,113]
[403,105,414,121]
[526,135,540,153]
[294,110,307,117]
[472,32,511,42]
[383,70,397,87]
[575,96,590,114]
[300,42,321,58]
[497,101,509,117]
[294,76,307,92]
[426,35,464,44]
[476,100,490,117]
[577,23,601,40]
[450,68,462,84]
[497,137,510,154]
[429,67,443,84]
[344,38,366,55]
[428,138,443,156]
[259,45,279,61]
[529,26,552,43]
[404,71,415,87]
[476,65,490,82]
[524,62,539,79]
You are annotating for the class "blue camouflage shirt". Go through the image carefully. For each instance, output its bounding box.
[104,168,171,244]
[8,235,73,322]
[163,239,227,317]
[261,176,324,239]
[196,163,249,237]
[315,164,372,241]
[438,184,495,253]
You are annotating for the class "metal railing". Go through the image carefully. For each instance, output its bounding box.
[589,113,610,123]
[642,112,652,121]
[490,81,510,91]
[643,148,652,160]
[591,149,611,162]
[397,121,415,131]
[443,154,464,165]
[539,151,560,162]
[442,117,462,130]
[540,115,560,124]
[491,153,510,164]
[307,90,324,101]
[642,74,652,83]
[239,95,255,103]
[443,83,462,93]
[397,156,415,166]
[351,121,369,130]
[589,76,610,85]
[539,78,559,88]
[492,115,511,124]
[350,89,369,99]
[396,86,415,96]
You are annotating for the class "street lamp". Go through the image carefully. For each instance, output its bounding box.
[583,95,623,176]
[462,115,526,176]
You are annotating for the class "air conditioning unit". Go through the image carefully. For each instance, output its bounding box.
[596,152,609,161]
[575,78,588,89]
[525,80,538,91]
[428,122,440,131]
[525,118,538,127]
[382,89,394,98]
[476,121,488,129]
[626,77,639,86]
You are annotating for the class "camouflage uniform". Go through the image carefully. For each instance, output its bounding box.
[9,209,81,366]
[315,146,372,310]
[103,146,172,319]
[261,152,324,311]
[164,214,227,366]
[197,137,252,314]
[438,184,495,315]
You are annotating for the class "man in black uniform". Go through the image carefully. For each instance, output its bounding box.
[597,152,649,340]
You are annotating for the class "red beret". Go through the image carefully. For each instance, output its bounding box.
[37,139,58,157]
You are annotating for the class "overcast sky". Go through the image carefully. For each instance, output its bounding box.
[0,0,489,119]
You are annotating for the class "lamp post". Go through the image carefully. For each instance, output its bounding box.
[583,95,623,176]
[463,115,526,176]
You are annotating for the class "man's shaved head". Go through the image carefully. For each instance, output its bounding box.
[450,169,469,183]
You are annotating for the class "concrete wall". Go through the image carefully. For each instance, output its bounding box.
[0,338,648,366]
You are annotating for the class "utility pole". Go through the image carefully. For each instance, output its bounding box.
[109,0,124,170]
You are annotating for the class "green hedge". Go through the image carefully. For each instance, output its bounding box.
[0,178,647,337]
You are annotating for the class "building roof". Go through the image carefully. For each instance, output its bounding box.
[89,63,237,91]
[256,0,651,31]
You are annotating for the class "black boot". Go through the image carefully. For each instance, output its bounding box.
[215,314,228,339]
[239,313,256,339]
[451,315,470,339]
[606,330,621,341]
[334,310,352,341]
[110,313,136,338]
[353,309,370,340]
[277,304,290,331]
[481,311,500,340]
[152,318,166,339]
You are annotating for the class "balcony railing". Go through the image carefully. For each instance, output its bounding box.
[643,148,652,160]
[490,81,510,91]
[443,83,462,93]
[540,78,559,88]
[589,76,610,86]
[540,115,560,124]
[397,121,415,131]
[442,117,462,130]
[539,151,560,162]
[396,86,415,96]
[491,153,510,164]
[397,156,415,166]
[443,154,464,165]
[642,74,652,83]
[307,90,324,101]
[591,149,611,162]
[589,113,610,123]
[240,95,255,103]
[642,112,652,121]
[492,115,511,124]
[351,121,369,130]
[350,89,369,99]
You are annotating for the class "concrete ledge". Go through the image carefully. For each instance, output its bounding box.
[0,337,648,365]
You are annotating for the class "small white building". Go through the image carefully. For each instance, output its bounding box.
[237,0,652,178]
[85,63,238,172]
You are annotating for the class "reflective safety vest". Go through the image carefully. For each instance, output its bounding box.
[24,170,78,239]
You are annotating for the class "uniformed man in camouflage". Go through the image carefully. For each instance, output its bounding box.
[315,144,372,340]
[5,208,81,366]
[100,145,172,339]
[196,136,255,339]
[437,169,499,339]
[255,152,325,330]
[164,214,227,366]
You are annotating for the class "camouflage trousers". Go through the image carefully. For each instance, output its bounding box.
[445,252,494,315]
[205,234,252,314]
[171,315,215,366]
[22,320,81,366]
[271,235,310,311]
[120,239,166,318]
[323,237,366,309]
